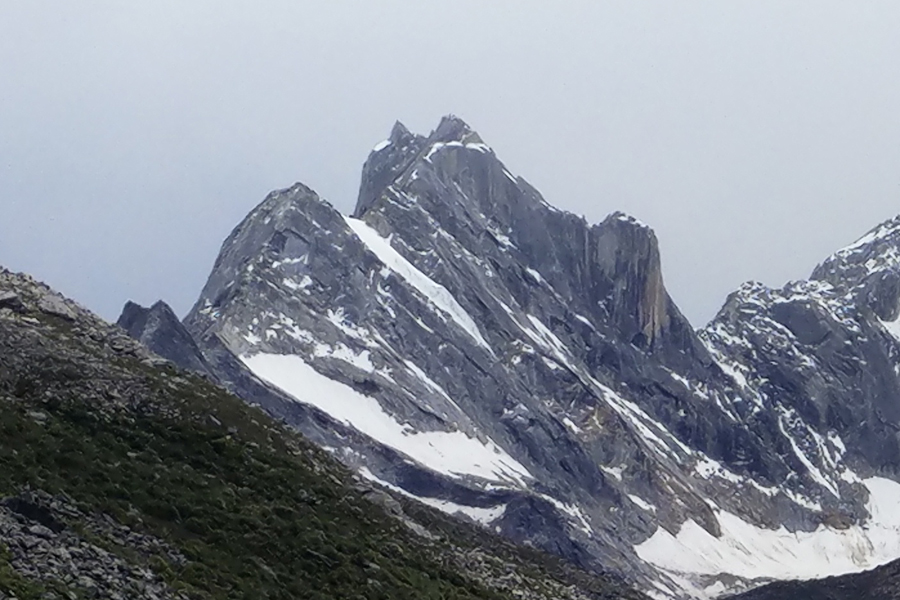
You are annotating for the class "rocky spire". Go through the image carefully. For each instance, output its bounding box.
[354,120,427,218]
[429,114,484,145]
[591,213,670,348]
[117,300,215,377]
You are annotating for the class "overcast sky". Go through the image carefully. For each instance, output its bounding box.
[2,3,899,326]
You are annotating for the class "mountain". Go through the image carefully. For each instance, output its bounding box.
[0,267,646,600]
[120,116,900,598]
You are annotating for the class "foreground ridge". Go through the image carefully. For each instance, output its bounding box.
[0,267,644,599]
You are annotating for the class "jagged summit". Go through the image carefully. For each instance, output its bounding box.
[430,114,484,144]
[355,115,490,219]
[358,117,654,236]
[813,214,900,281]
[388,119,413,142]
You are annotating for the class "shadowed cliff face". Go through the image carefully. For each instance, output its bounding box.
[117,117,900,598]
[589,214,671,350]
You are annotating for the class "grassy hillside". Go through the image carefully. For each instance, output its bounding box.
[0,270,645,600]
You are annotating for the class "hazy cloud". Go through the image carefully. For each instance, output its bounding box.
[2,2,899,325]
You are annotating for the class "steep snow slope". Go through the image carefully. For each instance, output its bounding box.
[242,352,532,485]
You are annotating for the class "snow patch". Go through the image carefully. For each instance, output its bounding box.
[602,465,625,481]
[881,312,900,342]
[358,468,507,524]
[612,212,649,229]
[313,342,374,373]
[403,358,464,416]
[628,494,657,513]
[524,268,544,284]
[423,141,492,161]
[282,276,313,292]
[539,494,593,535]
[562,417,581,434]
[574,314,596,330]
[636,477,900,597]
[242,353,531,486]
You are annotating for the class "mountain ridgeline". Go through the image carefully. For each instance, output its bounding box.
[115,116,900,599]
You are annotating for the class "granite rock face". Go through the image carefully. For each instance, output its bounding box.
[121,117,900,598]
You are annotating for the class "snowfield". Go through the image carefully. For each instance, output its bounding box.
[241,352,532,486]
[636,476,900,597]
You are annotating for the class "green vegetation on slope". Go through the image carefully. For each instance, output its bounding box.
[0,284,644,600]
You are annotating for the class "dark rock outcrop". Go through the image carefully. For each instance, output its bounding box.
[117,300,214,377]
[728,558,900,600]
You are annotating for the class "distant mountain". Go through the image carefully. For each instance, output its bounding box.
[121,116,900,598]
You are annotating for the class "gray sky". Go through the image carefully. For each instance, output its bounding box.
[2,2,900,326]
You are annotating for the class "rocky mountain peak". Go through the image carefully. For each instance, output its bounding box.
[389,119,413,143]
[354,122,427,218]
[813,215,900,282]
[430,114,484,145]
[810,216,900,320]
[355,115,490,219]
[118,299,179,337]
[350,118,696,369]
